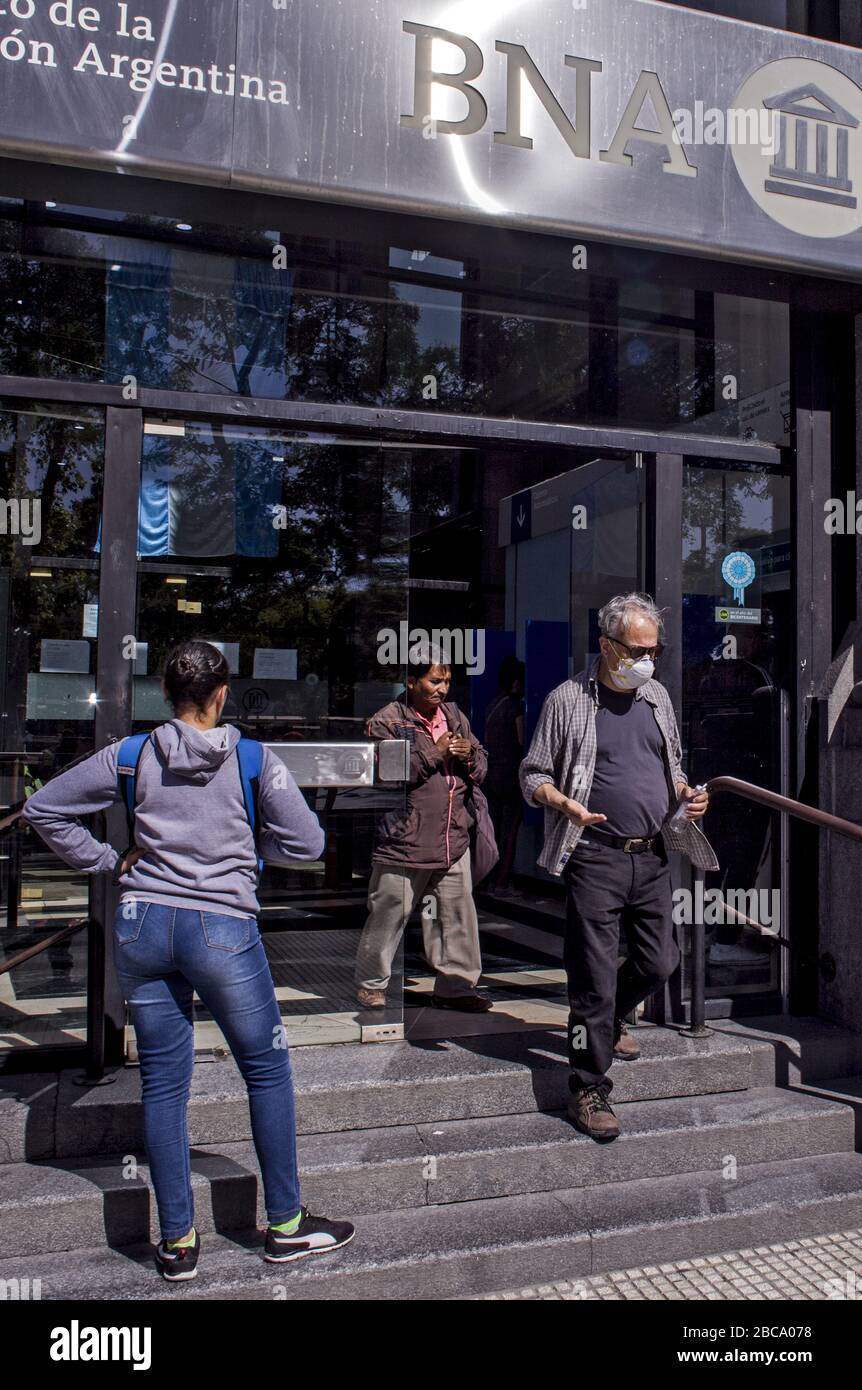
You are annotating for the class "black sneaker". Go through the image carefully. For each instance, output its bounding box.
[264,1206,355,1263]
[154,1229,200,1281]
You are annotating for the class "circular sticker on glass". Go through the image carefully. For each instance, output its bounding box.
[721,551,756,606]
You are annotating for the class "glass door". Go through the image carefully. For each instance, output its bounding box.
[0,398,104,1059]
[130,418,414,1047]
[680,456,791,1008]
[492,452,644,973]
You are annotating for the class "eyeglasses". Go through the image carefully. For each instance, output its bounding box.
[607,636,664,661]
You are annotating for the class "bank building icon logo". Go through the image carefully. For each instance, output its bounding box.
[765,84,857,207]
[732,58,862,238]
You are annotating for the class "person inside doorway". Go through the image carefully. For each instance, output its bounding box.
[520,593,718,1142]
[355,643,492,1013]
[482,655,526,896]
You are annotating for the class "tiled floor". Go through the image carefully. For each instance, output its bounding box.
[477,1229,862,1300]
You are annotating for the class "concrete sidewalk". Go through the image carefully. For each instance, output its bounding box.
[477,1227,862,1299]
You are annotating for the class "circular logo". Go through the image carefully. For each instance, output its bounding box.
[718,608,730,621]
[339,752,365,779]
[731,58,862,237]
[242,687,269,713]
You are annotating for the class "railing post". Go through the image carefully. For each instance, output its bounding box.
[685,865,710,1037]
[83,896,106,1082]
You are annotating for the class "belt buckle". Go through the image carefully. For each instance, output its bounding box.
[623,837,644,853]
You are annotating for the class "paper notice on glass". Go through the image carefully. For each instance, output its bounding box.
[253,648,297,680]
[27,672,95,720]
[82,603,99,638]
[40,639,90,673]
[133,641,148,676]
[207,641,240,674]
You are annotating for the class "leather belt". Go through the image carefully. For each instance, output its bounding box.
[580,826,662,853]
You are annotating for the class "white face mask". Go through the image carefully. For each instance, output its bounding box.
[606,641,655,690]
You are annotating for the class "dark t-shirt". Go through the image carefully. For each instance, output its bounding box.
[483,692,525,795]
[587,684,671,837]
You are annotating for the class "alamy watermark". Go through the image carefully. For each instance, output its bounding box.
[0,1276,41,1299]
[824,492,862,535]
[376,623,486,675]
[0,496,40,545]
[672,103,778,155]
[673,883,780,933]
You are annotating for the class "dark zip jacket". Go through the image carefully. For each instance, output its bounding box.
[367,695,487,870]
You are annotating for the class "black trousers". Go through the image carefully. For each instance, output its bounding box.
[562,835,678,1095]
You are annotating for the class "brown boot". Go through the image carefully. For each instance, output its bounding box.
[356,987,386,1010]
[613,1021,641,1061]
[567,1085,621,1142]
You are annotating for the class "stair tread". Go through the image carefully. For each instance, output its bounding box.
[4,1025,756,1108]
[4,1151,862,1300]
[1,1024,765,1162]
[1,1085,851,1204]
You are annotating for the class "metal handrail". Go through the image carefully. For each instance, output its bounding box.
[684,777,862,1038]
[0,916,91,975]
[706,776,862,843]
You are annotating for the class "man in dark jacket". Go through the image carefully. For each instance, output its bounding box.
[355,644,491,1013]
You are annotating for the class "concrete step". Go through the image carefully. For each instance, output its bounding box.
[0,1087,853,1253]
[0,1025,768,1163]
[798,1073,862,1148]
[713,1017,862,1086]
[4,1150,862,1301]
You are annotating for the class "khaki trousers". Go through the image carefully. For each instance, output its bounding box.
[355,849,482,997]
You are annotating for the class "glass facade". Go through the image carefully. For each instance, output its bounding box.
[0,399,104,1049]
[0,199,790,443]
[0,185,803,1062]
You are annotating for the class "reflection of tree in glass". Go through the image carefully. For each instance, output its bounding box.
[682,467,774,580]
[140,444,411,713]
[0,411,102,568]
[0,232,105,381]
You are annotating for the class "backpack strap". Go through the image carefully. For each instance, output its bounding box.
[116,732,151,840]
[236,738,264,872]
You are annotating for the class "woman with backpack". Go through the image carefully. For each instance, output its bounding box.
[23,639,354,1281]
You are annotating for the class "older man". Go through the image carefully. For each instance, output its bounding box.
[520,593,718,1143]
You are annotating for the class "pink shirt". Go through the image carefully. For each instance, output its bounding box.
[416,706,455,789]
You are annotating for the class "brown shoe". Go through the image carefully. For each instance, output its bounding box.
[613,1022,641,1061]
[356,988,386,1010]
[567,1085,621,1142]
[431,991,492,1013]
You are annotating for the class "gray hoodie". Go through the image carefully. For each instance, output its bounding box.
[22,720,325,918]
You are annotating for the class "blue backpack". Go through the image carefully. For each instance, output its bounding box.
[116,732,264,872]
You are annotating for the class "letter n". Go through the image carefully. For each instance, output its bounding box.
[493,44,601,158]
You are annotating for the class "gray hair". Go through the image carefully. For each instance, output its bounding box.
[598,592,666,643]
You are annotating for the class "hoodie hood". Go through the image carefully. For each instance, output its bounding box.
[150,719,241,785]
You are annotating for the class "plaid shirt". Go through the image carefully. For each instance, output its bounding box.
[519,658,719,877]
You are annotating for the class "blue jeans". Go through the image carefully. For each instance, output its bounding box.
[112,901,301,1241]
